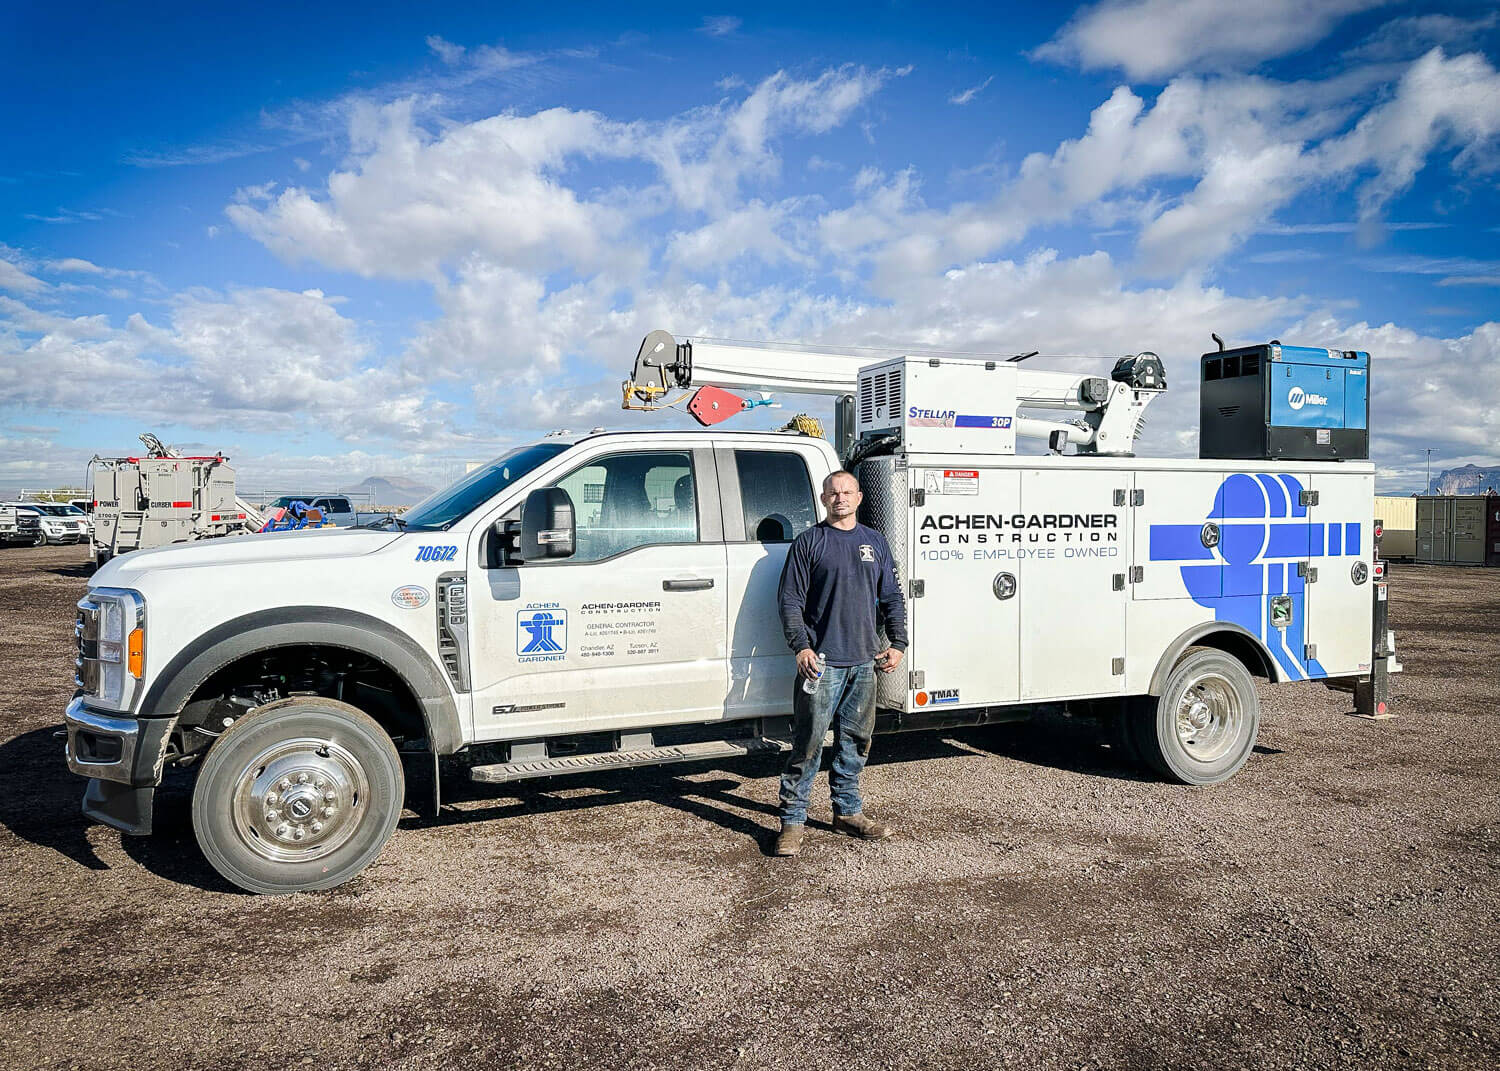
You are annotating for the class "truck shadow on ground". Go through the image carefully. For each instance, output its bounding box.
[409,717,1169,854]
[46,561,94,579]
[0,715,1232,893]
[0,726,114,872]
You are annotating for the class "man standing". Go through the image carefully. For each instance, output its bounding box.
[774,469,908,857]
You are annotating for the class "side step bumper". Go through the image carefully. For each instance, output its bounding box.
[468,736,792,784]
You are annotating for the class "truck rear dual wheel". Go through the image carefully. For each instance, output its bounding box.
[1131,647,1260,785]
[191,697,404,894]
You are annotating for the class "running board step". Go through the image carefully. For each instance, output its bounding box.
[468,737,792,784]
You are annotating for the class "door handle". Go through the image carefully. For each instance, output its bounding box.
[663,578,714,591]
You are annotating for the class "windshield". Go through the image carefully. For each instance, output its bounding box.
[30,504,77,515]
[403,443,571,530]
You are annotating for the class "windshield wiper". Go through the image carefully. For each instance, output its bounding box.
[355,514,407,531]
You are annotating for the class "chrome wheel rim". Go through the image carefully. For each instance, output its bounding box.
[230,737,369,863]
[1175,674,1243,764]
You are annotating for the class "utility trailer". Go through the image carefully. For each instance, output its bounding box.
[63,330,1399,894]
[88,435,258,566]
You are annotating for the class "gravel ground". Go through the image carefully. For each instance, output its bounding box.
[1,544,1497,1070]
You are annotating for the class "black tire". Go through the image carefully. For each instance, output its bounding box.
[191,697,404,894]
[1132,647,1259,785]
[31,531,46,547]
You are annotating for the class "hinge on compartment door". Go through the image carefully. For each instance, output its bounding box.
[910,488,925,507]
[1112,573,1125,591]
[909,670,925,690]
[1304,643,1317,660]
[909,579,925,598]
[1111,657,1125,675]
[1131,489,1145,506]
[1113,489,1126,507]
[1297,561,1318,582]
[1300,489,1319,507]
[1129,565,1143,583]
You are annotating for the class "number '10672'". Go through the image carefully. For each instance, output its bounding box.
[415,545,458,562]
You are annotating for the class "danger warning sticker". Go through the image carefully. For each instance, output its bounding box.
[942,469,979,495]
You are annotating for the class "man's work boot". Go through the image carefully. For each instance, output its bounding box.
[773,822,805,857]
[833,812,893,840]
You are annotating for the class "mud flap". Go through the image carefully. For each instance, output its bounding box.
[83,778,155,835]
[1353,581,1395,720]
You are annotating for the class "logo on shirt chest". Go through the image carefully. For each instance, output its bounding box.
[859,544,875,562]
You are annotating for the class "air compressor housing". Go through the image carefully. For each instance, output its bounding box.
[1199,343,1369,461]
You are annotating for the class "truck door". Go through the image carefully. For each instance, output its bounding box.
[1017,468,1129,700]
[1304,472,1375,677]
[469,447,729,739]
[716,445,823,719]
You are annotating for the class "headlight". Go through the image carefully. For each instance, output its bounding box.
[77,588,146,712]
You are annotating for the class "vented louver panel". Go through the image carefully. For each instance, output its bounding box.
[859,375,875,424]
[887,372,901,421]
[434,575,470,692]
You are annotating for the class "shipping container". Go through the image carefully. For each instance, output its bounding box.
[1373,494,1416,559]
[1415,495,1497,565]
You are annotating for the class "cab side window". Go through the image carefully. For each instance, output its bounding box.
[734,450,817,543]
[555,451,698,562]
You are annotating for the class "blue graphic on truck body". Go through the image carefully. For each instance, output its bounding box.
[1148,474,1363,682]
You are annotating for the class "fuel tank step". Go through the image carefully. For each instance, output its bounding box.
[468,736,792,784]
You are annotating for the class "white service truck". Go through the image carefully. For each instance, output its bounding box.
[63,331,1399,894]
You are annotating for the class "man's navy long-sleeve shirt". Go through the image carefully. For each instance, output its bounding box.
[777,521,909,667]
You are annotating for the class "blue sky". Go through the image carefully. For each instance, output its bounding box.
[2,0,1498,496]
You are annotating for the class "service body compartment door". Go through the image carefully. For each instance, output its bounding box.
[1305,472,1375,677]
[1016,469,1130,699]
[909,466,1021,709]
[1133,471,1226,601]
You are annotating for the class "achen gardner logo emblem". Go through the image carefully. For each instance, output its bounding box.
[517,605,567,662]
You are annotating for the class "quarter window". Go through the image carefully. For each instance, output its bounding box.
[556,452,698,562]
[734,451,817,542]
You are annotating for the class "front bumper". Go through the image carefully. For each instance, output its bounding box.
[64,698,177,835]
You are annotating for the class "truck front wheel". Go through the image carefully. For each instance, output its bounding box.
[1132,647,1260,785]
[191,697,404,894]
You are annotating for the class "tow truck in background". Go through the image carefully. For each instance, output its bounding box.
[62,330,1398,893]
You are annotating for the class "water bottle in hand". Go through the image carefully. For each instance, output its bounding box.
[802,651,826,694]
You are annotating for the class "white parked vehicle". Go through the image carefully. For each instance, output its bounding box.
[261,494,358,529]
[4,501,89,545]
[63,331,1399,894]
[0,504,42,546]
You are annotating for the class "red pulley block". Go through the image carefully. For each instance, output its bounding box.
[686,386,748,426]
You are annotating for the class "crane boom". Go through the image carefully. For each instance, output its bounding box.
[623,329,1166,456]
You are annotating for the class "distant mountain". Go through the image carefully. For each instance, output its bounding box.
[1428,464,1500,496]
[350,475,434,508]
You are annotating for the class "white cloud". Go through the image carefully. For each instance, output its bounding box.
[949,76,993,106]
[1317,48,1500,230]
[1034,0,1389,80]
[0,252,47,294]
[0,287,453,446]
[1344,12,1499,63]
[229,66,897,275]
[699,16,742,37]
[426,34,466,64]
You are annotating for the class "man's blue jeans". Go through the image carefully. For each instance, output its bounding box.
[779,661,877,826]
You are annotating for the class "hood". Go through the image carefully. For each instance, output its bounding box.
[95,525,404,585]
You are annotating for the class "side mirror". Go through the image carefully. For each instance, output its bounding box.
[519,487,575,561]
